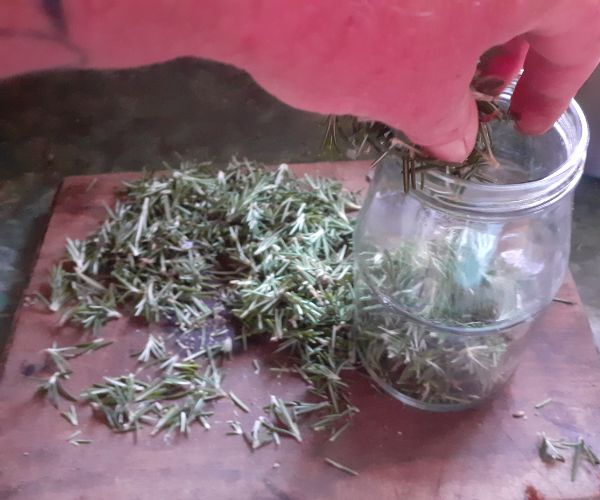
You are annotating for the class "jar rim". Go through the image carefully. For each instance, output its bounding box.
[406,85,590,215]
[425,96,589,194]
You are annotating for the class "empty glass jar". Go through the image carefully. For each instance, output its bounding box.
[353,87,589,411]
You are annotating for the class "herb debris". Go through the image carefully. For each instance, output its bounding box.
[40,159,359,444]
[324,457,359,476]
[539,433,600,481]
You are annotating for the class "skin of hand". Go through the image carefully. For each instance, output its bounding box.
[1,0,599,161]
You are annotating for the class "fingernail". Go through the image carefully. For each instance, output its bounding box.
[427,137,470,162]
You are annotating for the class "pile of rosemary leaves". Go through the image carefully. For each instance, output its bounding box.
[33,135,600,480]
[37,92,513,439]
[38,158,360,443]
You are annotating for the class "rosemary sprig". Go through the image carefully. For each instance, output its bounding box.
[78,337,225,436]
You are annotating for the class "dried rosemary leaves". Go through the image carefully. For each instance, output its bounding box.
[41,158,360,439]
[37,156,599,488]
[353,237,522,407]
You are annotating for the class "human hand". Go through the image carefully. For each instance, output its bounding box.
[230,0,600,161]
[3,1,599,163]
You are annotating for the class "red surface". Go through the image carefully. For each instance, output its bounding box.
[0,162,599,500]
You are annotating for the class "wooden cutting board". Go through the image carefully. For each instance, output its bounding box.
[1,161,599,500]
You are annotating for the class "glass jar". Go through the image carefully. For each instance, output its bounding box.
[353,88,589,411]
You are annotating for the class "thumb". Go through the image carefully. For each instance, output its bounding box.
[417,93,480,163]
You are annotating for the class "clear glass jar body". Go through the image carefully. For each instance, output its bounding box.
[353,91,589,411]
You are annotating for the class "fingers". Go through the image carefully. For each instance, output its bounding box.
[357,69,480,163]
[510,22,600,134]
[474,37,529,95]
[418,38,527,161]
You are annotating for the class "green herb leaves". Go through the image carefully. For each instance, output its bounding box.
[40,159,361,442]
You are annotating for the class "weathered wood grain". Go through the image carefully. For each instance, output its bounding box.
[0,162,598,500]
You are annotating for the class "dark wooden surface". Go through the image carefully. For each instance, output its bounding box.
[1,162,599,500]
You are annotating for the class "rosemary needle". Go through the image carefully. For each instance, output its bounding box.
[85,178,98,192]
[67,430,82,440]
[60,405,79,426]
[229,391,251,413]
[553,297,575,305]
[329,422,351,442]
[70,439,92,446]
[67,430,92,446]
[534,398,552,410]
[572,438,584,482]
[324,457,359,476]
